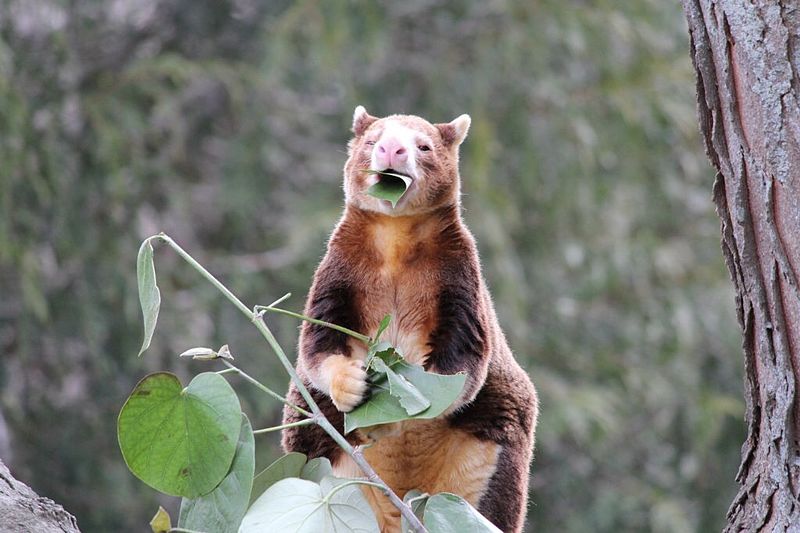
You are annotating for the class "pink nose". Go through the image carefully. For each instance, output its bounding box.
[375,137,408,168]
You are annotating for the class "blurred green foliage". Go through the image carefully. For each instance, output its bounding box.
[0,1,742,531]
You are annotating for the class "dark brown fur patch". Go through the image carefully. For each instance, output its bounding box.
[478,445,530,532]
[298,252,362,373]
[449,356,538,531]
[427,258,488,401]
[449,360,539,445]
[281,381,363,461]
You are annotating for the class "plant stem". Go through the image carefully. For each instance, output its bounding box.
[255,305,372,345]
[221,360,311,418]
[323,479,387,502]
[158,234,427,533]
[407,493,430,505]
[266,292,292,308]
[253,418,315,435]
[215,367,238,375]
[159,234,318,409]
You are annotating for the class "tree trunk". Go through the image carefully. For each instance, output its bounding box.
[683,0,800,530]
[0,458,80,532]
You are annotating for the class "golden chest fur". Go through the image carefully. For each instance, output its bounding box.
[329,213,501,532]
[333,419,500,533]
[342,212,442,366]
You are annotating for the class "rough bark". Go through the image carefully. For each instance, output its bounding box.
[683,0,800,530]
[0,458,80,533]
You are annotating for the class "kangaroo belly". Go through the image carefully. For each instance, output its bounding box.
[333,419,500,532]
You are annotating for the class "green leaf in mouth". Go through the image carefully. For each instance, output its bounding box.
[361,169,413,208]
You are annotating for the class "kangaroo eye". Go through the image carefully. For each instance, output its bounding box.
[418,144,431,152]
[365,140,376,146]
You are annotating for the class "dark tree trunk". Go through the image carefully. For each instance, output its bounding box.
[0,458,80,532]
[683,0,800,530]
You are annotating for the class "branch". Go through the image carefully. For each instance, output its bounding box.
[0,458,80,533]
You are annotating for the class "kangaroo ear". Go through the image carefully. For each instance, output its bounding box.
[435,114,471,146]
[353,105,378,136]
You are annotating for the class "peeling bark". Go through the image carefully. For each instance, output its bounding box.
[0,458,80,532]
[683,0,800,530]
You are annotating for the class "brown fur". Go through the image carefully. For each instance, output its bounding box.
[282,109,538,533]
[333,420,500,532]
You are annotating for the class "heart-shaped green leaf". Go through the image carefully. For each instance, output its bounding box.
[137,238,161,357]
[249,452,307,506]
[372,357,430,416]
[401,489,428,533]
[363,170,412,208]
[423,493,501,533]
[300,457,333,483]
[318,476,380,532]
[344,360,466,434]
[178,414,255,533]
[118,372,242,497]
[240,476,379,533]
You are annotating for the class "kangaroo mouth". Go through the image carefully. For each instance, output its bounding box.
[378,168,412,181]
[365,168,414,208]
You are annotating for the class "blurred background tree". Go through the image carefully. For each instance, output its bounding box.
[0,1,742,531]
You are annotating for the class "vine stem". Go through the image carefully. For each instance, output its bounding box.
[221,359,311,417]
[253,418,315,435]
[156,233,427,533]
[323,479,387,502]
[254,304,372,345]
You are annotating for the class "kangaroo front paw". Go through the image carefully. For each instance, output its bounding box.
[323,355,368,412]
